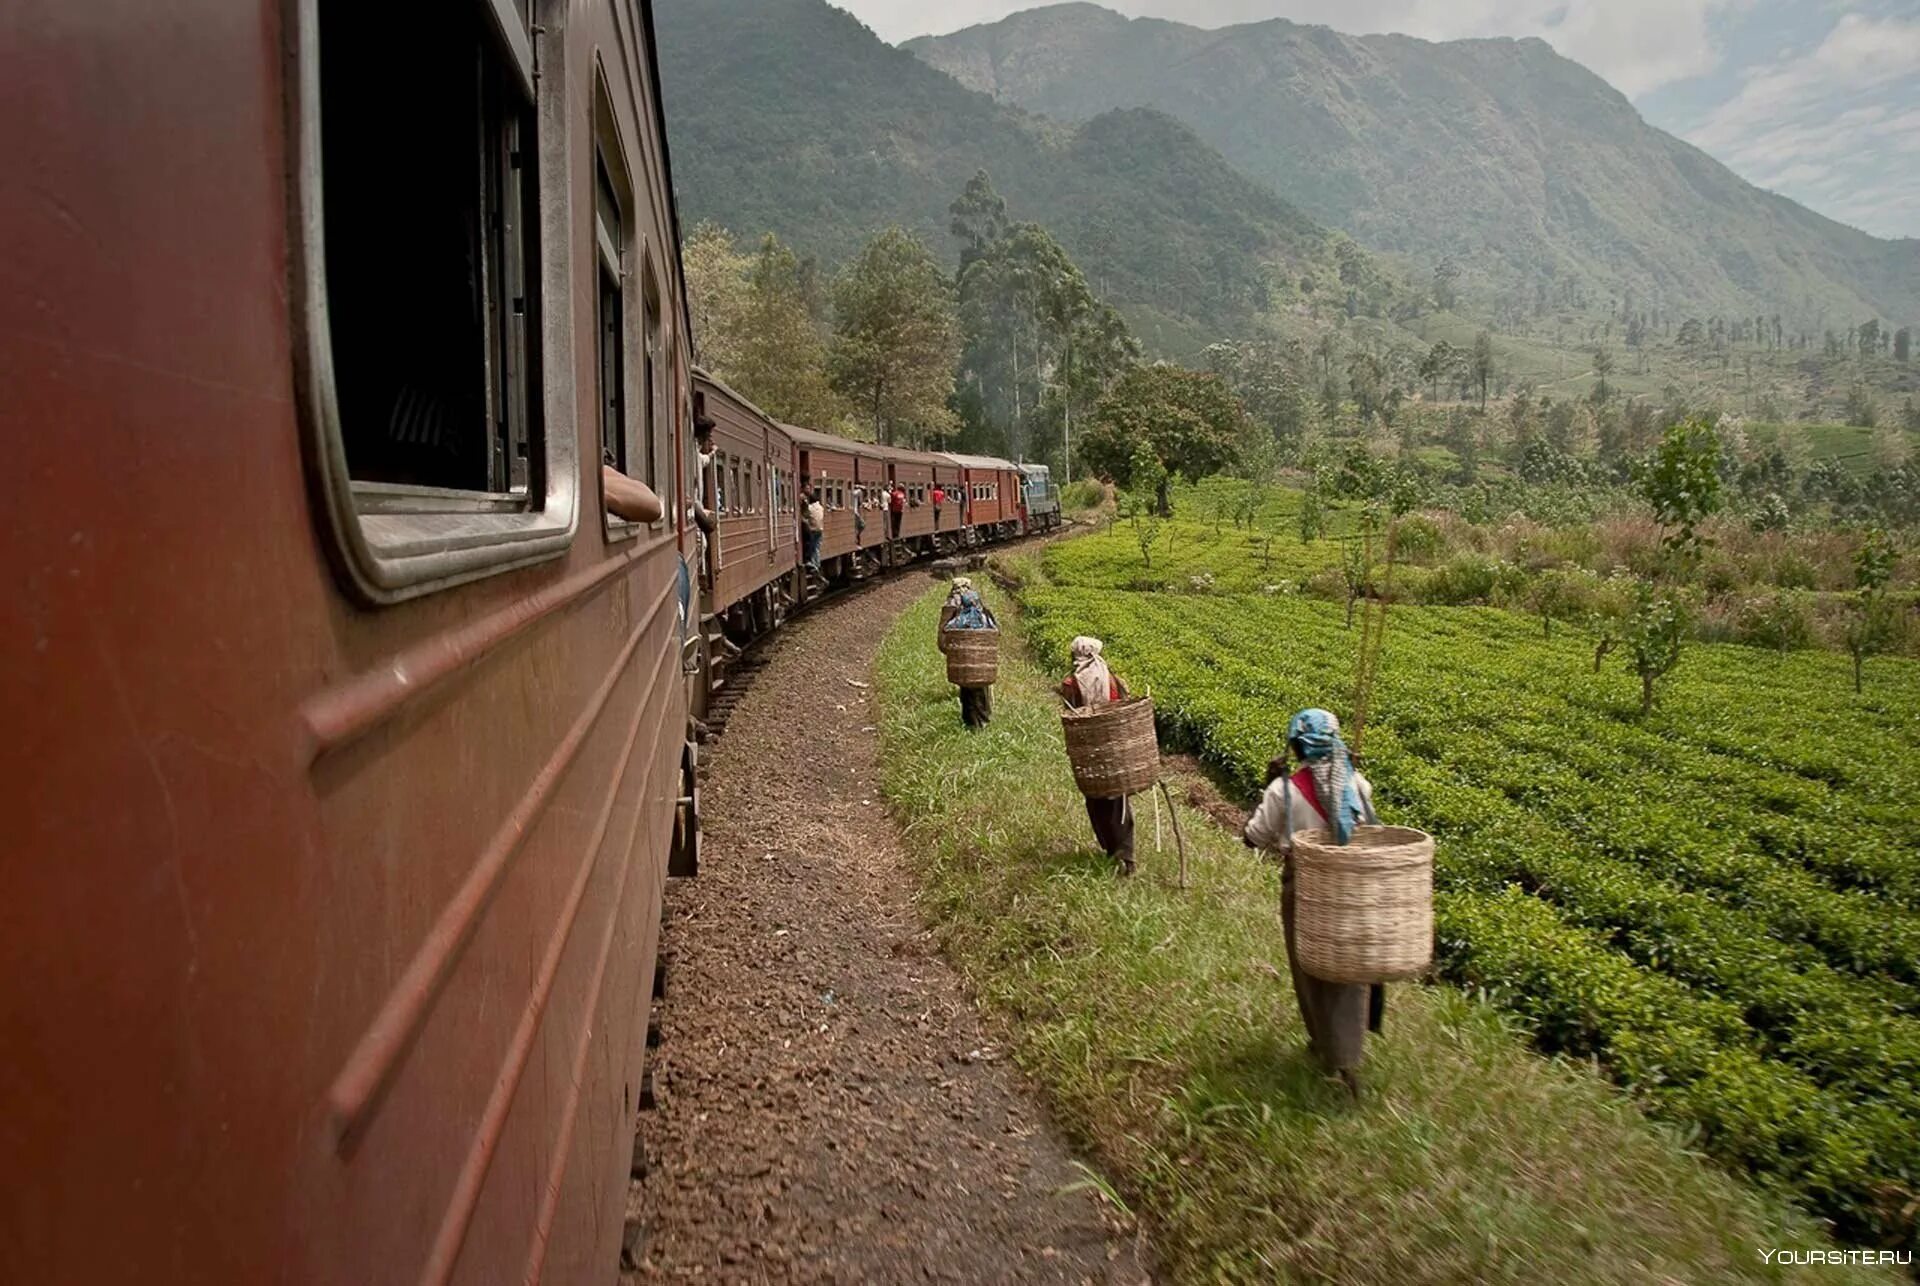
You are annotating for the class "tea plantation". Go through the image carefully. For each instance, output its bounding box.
[1019,524,1920,1249]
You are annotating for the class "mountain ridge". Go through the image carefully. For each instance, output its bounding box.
[907,3,1920,331]
[655,0,1354,352]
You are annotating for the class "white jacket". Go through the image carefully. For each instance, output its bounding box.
[1243,770,1376,855]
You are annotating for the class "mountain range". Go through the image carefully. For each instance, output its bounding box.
[907,3,1920,331]
[656,0,1346,352]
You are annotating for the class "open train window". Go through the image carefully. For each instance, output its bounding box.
[596,161,624,470]
[294,0,578,602]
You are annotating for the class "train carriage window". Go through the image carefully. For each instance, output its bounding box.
[296,0,582,602]
[595,159,625,474]
[642,275,663,501]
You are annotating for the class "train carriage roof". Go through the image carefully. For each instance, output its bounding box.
[938,452,1020,472]
[782,423,888,458]
[693,366,784,435]
[870,442,951,470]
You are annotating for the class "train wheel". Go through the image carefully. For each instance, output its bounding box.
[669,739,700,878]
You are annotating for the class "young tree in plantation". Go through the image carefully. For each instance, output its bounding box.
[1122,445,1166,569]
[1419,341,1458,401]
[1591,347,1615,404]
[1640,415,1725,560]
[1471,331,1495,409]
[1845,385,1879,428]
[1845,529,1900,693]
[828,228,960,447]
[1079,365,1247,515]
[1624,415,1723,713]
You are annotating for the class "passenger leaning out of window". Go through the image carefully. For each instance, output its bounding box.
[888,482,907,541]
[602,465,663,525]
[1059,636,1135,877]
[930,482,946,531]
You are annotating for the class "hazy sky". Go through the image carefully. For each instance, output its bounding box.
[836,0,1920,241]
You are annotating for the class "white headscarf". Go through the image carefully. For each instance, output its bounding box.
[1070,636,1113,704]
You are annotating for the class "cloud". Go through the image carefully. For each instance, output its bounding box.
[849,0,1920,236]
[1684,13,1920,237]
[854,0,1743,97]
[1162,0,1742,96]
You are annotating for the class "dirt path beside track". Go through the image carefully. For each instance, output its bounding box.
[628,573,1149,1284]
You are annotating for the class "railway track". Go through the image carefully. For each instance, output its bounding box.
[695,527,1062,751]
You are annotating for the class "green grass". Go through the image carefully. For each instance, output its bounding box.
[875,584,1885,1283]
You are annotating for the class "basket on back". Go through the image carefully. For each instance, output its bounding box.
[944,628,999,685]
[1061,696,1159,799]
[937,603,960,652]
[1292,826,1434,984]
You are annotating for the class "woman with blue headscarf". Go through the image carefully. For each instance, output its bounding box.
[1243,708,1382,1094]
[942,579,997,729]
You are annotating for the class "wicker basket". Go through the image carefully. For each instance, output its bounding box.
[1061,696,1159,799]
[937,603,960,652]
[1292,826,1434,984]
[944,629,999,686]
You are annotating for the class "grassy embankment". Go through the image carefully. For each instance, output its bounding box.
[874,583,1882,1283]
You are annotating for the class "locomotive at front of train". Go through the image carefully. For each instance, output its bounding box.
[2,2,700,1283]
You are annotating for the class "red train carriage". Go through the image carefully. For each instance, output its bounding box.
[2,2,696,1283]
[930,456,966,543]
[852,445,893,567]
[876,445,944,551]
[943,453,1024,540]
[787,424,888,588]
[697,370,796,636]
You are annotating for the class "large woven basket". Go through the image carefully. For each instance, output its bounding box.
[1292,826,1434,984]
[1061,696,1159,799]
[945,629,999,685]
[937,603,960,651]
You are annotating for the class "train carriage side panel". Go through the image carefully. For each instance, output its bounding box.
[786,424,865,566]
[931,457,964,537]
[854,447,889,560]
[941,452,1017,535]
[873,446,926,543]
[0,2,692,1283]
[696,370,784,616]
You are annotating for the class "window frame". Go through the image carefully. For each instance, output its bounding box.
[594,72,662,544]
[289,0,581,605]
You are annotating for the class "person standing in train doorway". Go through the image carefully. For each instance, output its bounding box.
[690,407,719,590]
[888,481,907,541]
[801,486,825,572]
[930,481,946,533]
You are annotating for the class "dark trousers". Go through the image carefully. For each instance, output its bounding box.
[1085,796,1134,866]
[1281,861,1386,1072]
[803,529,821,570]
[960,685,992,728]
[890,511,903,540]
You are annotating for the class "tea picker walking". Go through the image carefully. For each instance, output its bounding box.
[941,579,997,729]
[1058,637,1137,876]
[1244,708,1383,1097]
